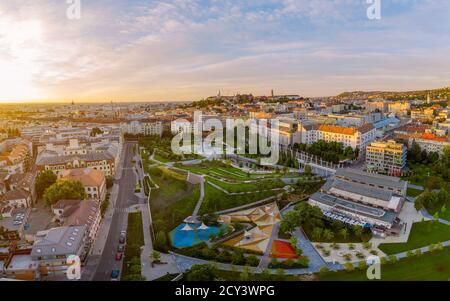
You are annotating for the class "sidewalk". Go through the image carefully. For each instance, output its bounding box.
[91,184,119,256]
[137,148,181,280]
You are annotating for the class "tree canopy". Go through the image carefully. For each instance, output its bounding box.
[35,170,57,198]
[43,180,87,206]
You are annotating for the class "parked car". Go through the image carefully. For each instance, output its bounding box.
[118,245,125,252]
[119,231,126,244]
[111,269,120,280]
[115,253,123,261]
[13,221,22,226]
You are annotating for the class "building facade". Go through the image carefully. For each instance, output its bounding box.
[366,140,407,176]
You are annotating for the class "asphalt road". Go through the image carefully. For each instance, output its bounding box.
[92,141,139,281]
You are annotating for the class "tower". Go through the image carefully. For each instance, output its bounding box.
[427,92,431,104]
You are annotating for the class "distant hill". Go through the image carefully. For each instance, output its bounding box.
[334,87,450,101]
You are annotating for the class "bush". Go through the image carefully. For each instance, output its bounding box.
[344,262,354,272]
[388,255,398,264]
[245,255,260,267]
[319,266,330,276]
[186,264,218,281]
[358,260,367,270]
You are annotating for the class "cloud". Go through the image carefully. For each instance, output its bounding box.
[0,0,449,102]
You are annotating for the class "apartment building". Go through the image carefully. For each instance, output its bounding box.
[365,101,388,113]
[366,140,407,176]
[0,139,32,175]
[36,140,118,177]
[411,108,435,121]
[58,168,107,201]
[121,120,163,136]
[315,124,376,150]
[409,133,450,155]
[270,119,301,147]
[388,101,411,116]
[30,226,87,277]
[52,199,101,244]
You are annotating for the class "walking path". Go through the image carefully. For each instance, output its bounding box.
[137,147,181,280]
[293,228,328,272]
[192,176,205,217]
[206,180,285,196]
[420,208,450,226]
[258,223,280,269]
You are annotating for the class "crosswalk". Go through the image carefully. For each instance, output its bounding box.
[114,207,133,213]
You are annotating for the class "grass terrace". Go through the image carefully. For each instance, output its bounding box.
[121,212,145,281]
[205,176,286,193]
[378,221,450,255]
[147,167,194,211]
[320,248,450,281]
[200,182,281,214]
[175,160,289,181]
[406,188,423,198]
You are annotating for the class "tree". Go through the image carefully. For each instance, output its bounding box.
[90,127,104,137]
[260,268,272,281]
[319,266,330,276]
[43,180,86,206]
[35,170,57,198]
[344,262,354,272]
[245,255,259,267]
[154,231,167,251]
[358,260,367,270]
[323,229,334,241]
[312,227,323,241]
[339,228,349,240]
[106,176,114,189]
[186,264,218,281]
[304,164,312,175]
[240,267,250,281]
[231,251,246,265]
[275,268,285,280]
[424,176,442,191]
[150,250,161,263]
[353,225,363,238]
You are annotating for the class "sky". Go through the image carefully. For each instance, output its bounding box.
[0,0,449,103]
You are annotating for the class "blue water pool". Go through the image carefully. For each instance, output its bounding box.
[170,223,225,248]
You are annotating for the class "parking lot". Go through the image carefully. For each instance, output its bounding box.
[0,208,28,232]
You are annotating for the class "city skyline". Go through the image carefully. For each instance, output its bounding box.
[1,0,450,103]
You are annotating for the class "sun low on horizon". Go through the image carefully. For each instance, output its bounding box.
[1,0,450,103]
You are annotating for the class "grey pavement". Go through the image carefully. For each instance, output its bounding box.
[92,142,139,281]
[258,222,280,269]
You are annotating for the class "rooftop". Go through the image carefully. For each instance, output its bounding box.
[335,168,407,192]
[310,192,398,224]
[31,225,86,258]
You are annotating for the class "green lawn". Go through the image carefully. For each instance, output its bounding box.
[320,248,450,281]
[175,161,288,181]
[378,221,450,255]
[200,182,280,214]
[153,187,200,229]
[122,212,145,280]
[402,163,440,187]
[205,176,286,193]
[406,188,423,198]
[148,167,196,211]
[439,207,450,222]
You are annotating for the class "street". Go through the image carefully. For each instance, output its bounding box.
[90,141,139,281]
